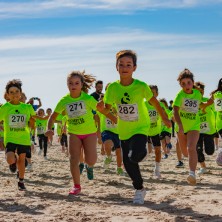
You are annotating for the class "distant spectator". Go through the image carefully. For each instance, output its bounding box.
[90,80,103,101]
[27,97,42,111]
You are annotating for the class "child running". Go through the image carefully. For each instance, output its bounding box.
[0,79,39,190]
[173,69,202,185]
[97,50,171,204]
[45,71,100,195]
[145,85,166,179]
[194,81,216,174]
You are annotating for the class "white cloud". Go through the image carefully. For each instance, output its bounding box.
[0,29,222,109]
[0,0,222,19]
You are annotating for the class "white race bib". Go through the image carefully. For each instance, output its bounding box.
[181,98,199,113]
[9,114,26,128]
[149,110,158,123]
[37,126,45,134]
[66,101,86,118]
[215,98,222,111]
[118,104,138,121]
[200,122,210,133]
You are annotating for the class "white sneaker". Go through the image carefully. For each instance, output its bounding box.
[38,149,42,156]
[187,174,196,185]
[197,168,208,175]
[44,156,48,160]
[153,168,162,179]
[26,163,33,172]
[133,189,146,204]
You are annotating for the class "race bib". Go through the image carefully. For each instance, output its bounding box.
[149,110,158,123]
[37,126,45,134]
[105,118,116,129]
[200,122,210,134]
[215,98,222,111]
[9,114,26,128]
[181,98,199,113]
[66,101,86,118]
[118,104,138,121]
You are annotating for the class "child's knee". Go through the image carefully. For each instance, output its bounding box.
[129,149,147,163]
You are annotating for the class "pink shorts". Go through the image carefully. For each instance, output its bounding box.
[75,133,97,141]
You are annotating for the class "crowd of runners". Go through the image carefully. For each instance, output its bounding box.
[0,49,222,205]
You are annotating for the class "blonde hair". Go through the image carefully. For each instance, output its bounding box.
[67,70,96,93]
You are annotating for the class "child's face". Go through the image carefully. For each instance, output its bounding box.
[116,56,136,79]
[67,76,83,94]
[38,109,44,116]
[180,78,194,94]
[46,109,52,115]
[7,86,21,103]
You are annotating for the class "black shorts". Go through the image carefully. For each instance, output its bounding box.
[60,133,68,147]
[147,134,161,147]
[214,132,219,138]
[160,131,171,140]
[6,142,31,155]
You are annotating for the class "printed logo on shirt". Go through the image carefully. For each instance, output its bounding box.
[68,118,85,125]
[121,93,130,104]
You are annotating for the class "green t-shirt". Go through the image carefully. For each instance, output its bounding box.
[54,92,97,135]
[173,89,202,133]
[0,102,36,146]
[104,79,153,140]
[98,108,118,134]
[161,108,173,134]
[145,101,162,136]
[199,97,216,135]
[213,91,222,131]
[36,118,48,135]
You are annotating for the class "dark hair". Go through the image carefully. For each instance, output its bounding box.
[149,85,158,93]
[194,81,205,90]
[159,98,168,108]
[211,78,222,95]
[67,70,96,93]
[116,50,137,66]
[95,80,103,86]
[177,69,194,83]
[5,79,22,93]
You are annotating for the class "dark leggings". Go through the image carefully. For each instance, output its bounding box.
[121,134,147,190]
[196,133,215,163]
[38,134,48,156]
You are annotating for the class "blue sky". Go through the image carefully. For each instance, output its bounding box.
[0,0,222,110]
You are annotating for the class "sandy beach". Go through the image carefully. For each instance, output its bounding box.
[0,137,222,222]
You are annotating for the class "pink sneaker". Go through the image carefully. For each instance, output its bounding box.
[69,186,81,195]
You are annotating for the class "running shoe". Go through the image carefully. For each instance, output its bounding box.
[162,154,168,159]
[69,186,81,195]
[187,174,196,185]
[18,181,26,191]
[116,167,124,175]
[79,163,84,174]
[44,156,48,160]
[197,168,208,175]
[153,168,162,179]
[85,165,94,180]
[103,156,112,169]
[133,189,146,204]
[176,161,184,168]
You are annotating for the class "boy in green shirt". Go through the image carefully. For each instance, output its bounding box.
[97,50,171,204]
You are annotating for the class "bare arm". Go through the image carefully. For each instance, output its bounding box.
[173,106,184,134]
[45,112,59,137]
